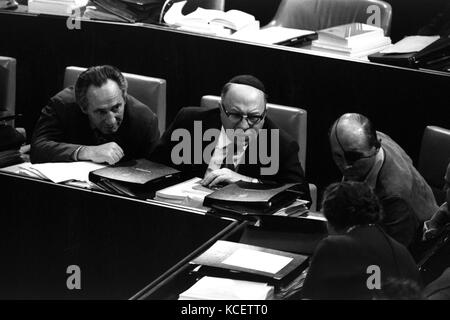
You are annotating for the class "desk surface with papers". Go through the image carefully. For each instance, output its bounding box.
[0,169,240,299]
[0,163,327,299]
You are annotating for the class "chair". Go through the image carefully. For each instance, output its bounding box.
[200,95,317,210]
[418,125,450,205]
[63,66,167,135]
[265,0,393,35]
[0,56,17,125]
[183,0,225,11]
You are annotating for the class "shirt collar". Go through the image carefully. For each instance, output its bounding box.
[215,127,232,149]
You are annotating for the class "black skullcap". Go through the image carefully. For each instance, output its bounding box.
[227,75,266,94]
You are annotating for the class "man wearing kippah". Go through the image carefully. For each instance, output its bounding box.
[150,74,311,202]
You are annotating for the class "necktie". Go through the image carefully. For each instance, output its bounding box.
[220,144,237,171]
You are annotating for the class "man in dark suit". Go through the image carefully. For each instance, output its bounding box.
[329,113,438,248]
[301,181,420,300]
[151,75,310,201]
[30,65,159,164]
[423,162,450,240]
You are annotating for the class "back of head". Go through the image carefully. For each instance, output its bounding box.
[322,181,383,232]
[375,278,424,300]
[75,65,127,111]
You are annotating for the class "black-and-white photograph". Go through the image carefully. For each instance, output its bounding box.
[1,0,449,309]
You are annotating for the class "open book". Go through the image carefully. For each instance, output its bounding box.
[164,1,258,35]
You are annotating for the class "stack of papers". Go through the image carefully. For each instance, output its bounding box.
[311,23,391,58]
[28,0,88,16]
[154,177,213,209]
[179,276,274,300]
[17,161,105,183]
[164,0,259,36]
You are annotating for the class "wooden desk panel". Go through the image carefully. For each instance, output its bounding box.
[0,171,236,299]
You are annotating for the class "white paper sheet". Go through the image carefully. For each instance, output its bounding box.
[380,35,440,54]
[26,161,106,183]
[222,248,293,274]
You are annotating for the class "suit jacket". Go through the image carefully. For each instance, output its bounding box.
[424,267,450,300]
[301,225,420,300]
[375,132,438,248]
[150,106,311,202]
[30,87,160,163]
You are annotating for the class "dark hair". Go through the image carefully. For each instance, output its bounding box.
[322,181,383,231]
[221,74,267,102]
[329,113,381,149]
[74,65,127,111]
[375,278,424,300]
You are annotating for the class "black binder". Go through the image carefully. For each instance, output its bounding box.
[89,158,181,197]
[203,181,304,219]
[368,37,450,70]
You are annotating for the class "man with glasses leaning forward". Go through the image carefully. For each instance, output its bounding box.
[150,75,311,202]
[329,113,438,248]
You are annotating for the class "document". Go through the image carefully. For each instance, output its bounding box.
[179,276,274,300]
[380,35,440,54]
[191,240,309,281]
[163,0,257,36]
[222,248,293,274]
[18,161,106,183]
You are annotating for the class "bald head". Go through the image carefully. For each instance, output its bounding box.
[331,113,380,151]
[330,113,381,181]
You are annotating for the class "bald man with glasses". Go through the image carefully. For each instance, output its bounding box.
[150,75,311,202]
[329,113,438,248]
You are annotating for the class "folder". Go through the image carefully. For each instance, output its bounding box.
[231,26,317,47]
[190,240,309,284]
[368,36,450,69]
[89,158,181,197]
[203,181,304,219]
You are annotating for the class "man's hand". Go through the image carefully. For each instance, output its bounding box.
[78,142,124,165]
[201,168,255,188]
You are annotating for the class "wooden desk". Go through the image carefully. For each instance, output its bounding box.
[1,10,449,192]
[0,171,238,299]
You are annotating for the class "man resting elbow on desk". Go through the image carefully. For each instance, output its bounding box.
[150,74,311,202]
[30,65,159,164]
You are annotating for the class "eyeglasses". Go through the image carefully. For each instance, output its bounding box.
[220,102,266,126]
